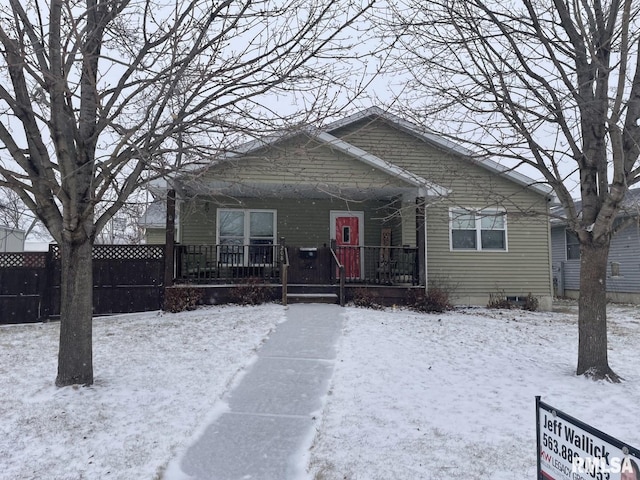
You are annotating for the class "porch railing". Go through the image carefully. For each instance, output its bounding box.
[281,242,290,305]
[175,243,418,286]
[333,245,418,285]
[175,244,281,283]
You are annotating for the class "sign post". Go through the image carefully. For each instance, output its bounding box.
[536,397,640,480]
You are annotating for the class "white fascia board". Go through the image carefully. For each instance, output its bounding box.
[312,130,449,197]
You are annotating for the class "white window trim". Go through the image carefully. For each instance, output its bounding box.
[216,208,277,266]
[449,207,508,252]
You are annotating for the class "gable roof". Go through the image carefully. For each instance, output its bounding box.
[551,187,640,227]
[324,106,554,199]
[176,106,552,200]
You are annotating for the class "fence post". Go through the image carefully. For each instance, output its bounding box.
[41,244,55,320]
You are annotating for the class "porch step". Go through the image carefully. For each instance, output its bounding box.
[286,292,339,304]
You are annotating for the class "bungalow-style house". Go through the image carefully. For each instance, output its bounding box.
[143,107,554,309]
[551,189,640,303]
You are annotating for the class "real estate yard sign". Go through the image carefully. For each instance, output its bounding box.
[537,397,640,480]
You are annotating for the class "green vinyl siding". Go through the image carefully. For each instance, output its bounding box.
[206,136,409,190]
[145,228,166,244]
[180,197,398,247]
[332,119,553,299]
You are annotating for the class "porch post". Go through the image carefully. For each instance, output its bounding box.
[416,197,426,287]
[164,189,176,288]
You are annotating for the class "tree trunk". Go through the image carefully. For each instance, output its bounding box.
[576,241,619,381]
[55,237,94,387]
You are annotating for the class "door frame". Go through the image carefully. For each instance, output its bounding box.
[330,210,365,278]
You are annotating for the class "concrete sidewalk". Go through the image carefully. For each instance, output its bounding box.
[165,303,344,480]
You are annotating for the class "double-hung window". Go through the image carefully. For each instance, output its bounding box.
[450,208,507,251]
[217,209,276,265]
[566,231,580,260]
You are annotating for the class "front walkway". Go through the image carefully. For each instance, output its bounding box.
[164,303,344,480]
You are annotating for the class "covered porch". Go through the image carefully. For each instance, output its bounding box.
[162,186,431,305]
[157,141,447,303]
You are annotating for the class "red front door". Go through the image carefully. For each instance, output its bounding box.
[335,216,360,279]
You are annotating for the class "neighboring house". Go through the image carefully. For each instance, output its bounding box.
[139,201,167,244]
[0,226,25,252]
[145,107,554,309]
[551,189,640,303]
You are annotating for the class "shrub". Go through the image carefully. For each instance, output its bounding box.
[351,288,383,309]
[229,277,274,305]
[164,286,203,313]
[410,287,452,313]
[487,292,515,310]
[522,293,539,312]
[487,291,539,311]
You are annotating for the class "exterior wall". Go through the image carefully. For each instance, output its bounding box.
[179,197,398,247]
[400,200,417,247]
[0,226,25,252]
[204,136,410,190]
[331,119,553,308]
[552,221,640,302]
[550,226,567,295]
[145,228,166,244]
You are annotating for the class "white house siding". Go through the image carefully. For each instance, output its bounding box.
[0,226,25,252]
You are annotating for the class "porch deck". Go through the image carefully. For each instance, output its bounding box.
[173,244,420,306]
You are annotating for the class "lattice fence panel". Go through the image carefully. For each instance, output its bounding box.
[0,252,47,268]
[48,244,164,260]
[93,244,164,260]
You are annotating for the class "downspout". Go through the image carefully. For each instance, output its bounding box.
[424,202,428,292]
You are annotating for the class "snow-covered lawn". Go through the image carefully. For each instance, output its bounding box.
[1,301,640,480]
[308,302,640,479]
[0,305,284,480]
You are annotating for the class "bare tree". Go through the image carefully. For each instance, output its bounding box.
[0,187,47,238]
[0,0,373,386]
[387,0,640,380]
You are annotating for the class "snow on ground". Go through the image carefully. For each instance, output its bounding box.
[307,302,640,479]
[0,305,284,480]
[2,301,640,480]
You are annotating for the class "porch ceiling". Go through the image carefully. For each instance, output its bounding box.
[182,180,426,201]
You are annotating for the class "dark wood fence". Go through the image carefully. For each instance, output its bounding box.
[0,244,164,324]
[0,252,48,324]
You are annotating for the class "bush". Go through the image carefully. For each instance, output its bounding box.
[410,287,452,313]
[164,286,203,313]
[522,293,539,312]
[229,277,274,305]
[487,292,515,310]
[351,288,383,309]
[487,291,539,311]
